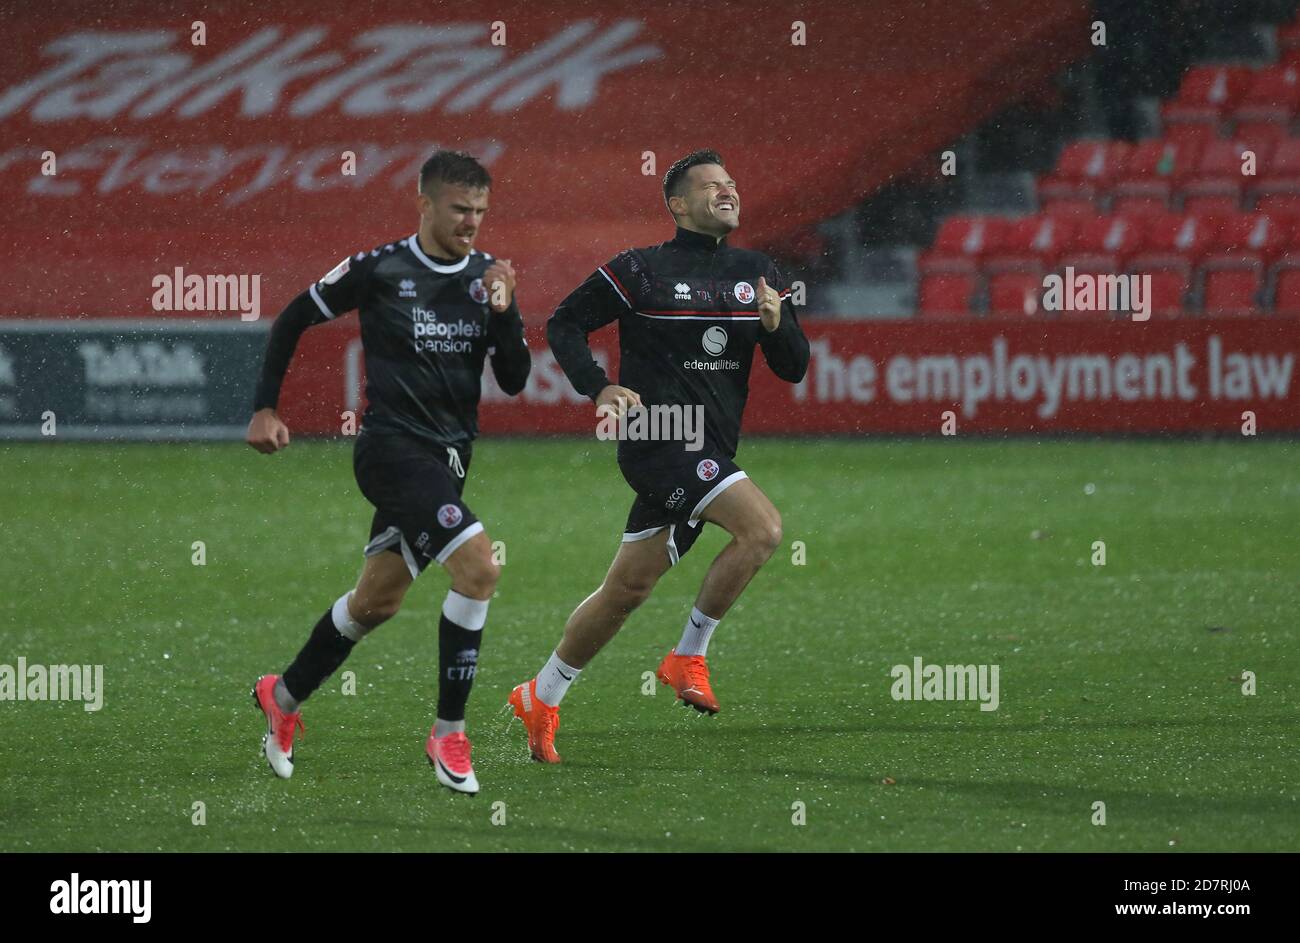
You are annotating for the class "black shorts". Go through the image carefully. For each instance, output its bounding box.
[618,442,747,566]
[352,430,482,579]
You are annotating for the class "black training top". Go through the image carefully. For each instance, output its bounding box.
[253,234,531,450]
[547,226,810,460]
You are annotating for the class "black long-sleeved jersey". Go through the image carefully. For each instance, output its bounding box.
[254,233,531,450]
[547,226,810,460]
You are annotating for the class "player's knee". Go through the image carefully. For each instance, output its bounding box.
[455,554,499,600]
[352,593,403,628]
[741,512,782,561]
[606,572,657,612]
[765,513,784,555]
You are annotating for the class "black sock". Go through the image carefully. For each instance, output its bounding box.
[282,608,358,704]
[437,614,481,722]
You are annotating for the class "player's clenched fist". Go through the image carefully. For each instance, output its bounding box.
[484,258,517,313]
[756,276,781,331]
[595,384,643,419]
[246,407,291,454]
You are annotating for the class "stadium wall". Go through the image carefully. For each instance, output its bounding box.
[3,318,1295,438]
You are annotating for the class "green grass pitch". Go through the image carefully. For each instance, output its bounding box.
[1,437,1297,852]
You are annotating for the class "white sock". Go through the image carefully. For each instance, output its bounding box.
[535,651,580,707]
[676,606,720,657]
[443,590,489,631]
[332,591,369,642]
[434,718,465,738]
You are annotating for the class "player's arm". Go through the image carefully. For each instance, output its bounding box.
[483,258,531,396]
[247,255,365,453]
[547,260,641,414]
[755,263,810,384]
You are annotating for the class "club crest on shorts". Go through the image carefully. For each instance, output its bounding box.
[702,325,728,355]
[469,278,489,304]
[733,281,754,304]
[437,504,464,528]
[696,459,720,481]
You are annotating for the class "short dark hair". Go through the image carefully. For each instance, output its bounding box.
[663,149,724,211]
[418,150,491,196]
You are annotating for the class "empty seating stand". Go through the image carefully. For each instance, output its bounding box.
[915,20,1300,319]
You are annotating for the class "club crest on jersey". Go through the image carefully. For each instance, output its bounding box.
[399,279,417,299]
[733,281,755,304]
[702,326,728,356]
[696,459,720,482]
[437,504,464,528]
[469,278,489,304]
[321,257,350,285]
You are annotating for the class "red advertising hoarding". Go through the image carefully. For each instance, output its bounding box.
[0,0,1089,321]
[276,317,1300,435]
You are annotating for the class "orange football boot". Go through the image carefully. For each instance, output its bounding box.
[507,678,561,763]
[656,649,720,714]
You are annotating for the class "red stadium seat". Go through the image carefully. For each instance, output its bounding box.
[1041,194,1101,218]
[1231,66,1300,135]
[1182,191,1243,215]
[1267,211,1300,314]
[917,215,1013,317]
[1037,140,1131,213]
[1162,121,1222,147]
[1179,139,1270,214]
[983,216,1075,318]
[987,270,1045,317]
[1111,139,1201,214]
[1250,137,1300,213]
[1161,66,1252,140]
[1050,215,1146,319]
[1131,212,1215,265]
[1110,193,1176,215]
[1128,214,1216,318]
[1254,191,1300,216]
[1144,268,1195,317]
[1206,211,1290,263]
[917,271,978,317]
[983,215,1076,272]
[1271,265,1300,314]
[1199,212,1290,316]
[1058,214,1144,269]
[918,215,1007,274]
[1228,120,1291,149]
[1202,267,1264,315]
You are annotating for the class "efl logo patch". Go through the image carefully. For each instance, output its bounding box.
[469,278,489,304]
[696,459,720,482]
[437,504,464,528]
[733,281,754,304]
[320,257,350,285]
